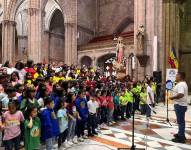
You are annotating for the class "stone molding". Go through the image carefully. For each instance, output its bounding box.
[27,8,40,16]
[2,20,17,26]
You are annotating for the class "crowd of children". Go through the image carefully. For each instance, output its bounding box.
[0,60,158,150]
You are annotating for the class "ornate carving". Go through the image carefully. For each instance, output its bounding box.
[2,20,17,26]
[28,8,39,16]
[136,25,145,52]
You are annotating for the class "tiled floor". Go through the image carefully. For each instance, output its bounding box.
[0,103,190,150]
[84,103,191,150]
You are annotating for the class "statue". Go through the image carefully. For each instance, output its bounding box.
[116,37,124,64]
[23,48,28,63]
[136,25,145,51]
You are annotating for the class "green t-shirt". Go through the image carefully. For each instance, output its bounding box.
[113,95,120,105]
[24,117,41,150]
[20,99,39,112]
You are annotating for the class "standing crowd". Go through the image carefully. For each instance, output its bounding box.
[0,60,159,150]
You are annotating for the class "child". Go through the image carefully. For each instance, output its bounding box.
[1,86,17,111]
[40,97,60,150]
[75,90,89,141]
[126,84,133,119]
[87,95,99,136]
[99,90,108,125]
[24,105,41,150]
[20,87,39,114]
[120,90,128,120]
[55,100,69,149]
[107,91,114,125]
[113,91,120,121]
[67,92,79,144]
[140,87,147,115]
[2,101,24,150]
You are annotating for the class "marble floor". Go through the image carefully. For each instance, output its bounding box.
[65,103,191,150]
[0,103,190,150]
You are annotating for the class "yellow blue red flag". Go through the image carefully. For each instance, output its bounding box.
[168,47,179,69]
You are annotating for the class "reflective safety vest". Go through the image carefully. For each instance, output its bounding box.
[125,91,133,103]
[120,95,128,106]
[140,92,147,105]
[152,82,157,94]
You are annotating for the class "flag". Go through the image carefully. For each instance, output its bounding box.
[168,47,179,69]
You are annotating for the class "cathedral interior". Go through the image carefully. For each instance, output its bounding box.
[0,0,191,90]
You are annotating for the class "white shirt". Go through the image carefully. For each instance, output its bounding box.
[87,100,99,114]
[173,81,188,106]
[147,85,154,104]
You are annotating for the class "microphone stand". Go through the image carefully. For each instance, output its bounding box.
[166,89,172,126]
[131,96,136,150]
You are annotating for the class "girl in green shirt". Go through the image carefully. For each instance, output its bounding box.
[24,105,41,150]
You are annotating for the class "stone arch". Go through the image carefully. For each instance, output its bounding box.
[97,53,116,68]
[44,0,62,31]
[113,17,133,35]
[80,56,92,67]
[6,0,25,21]
[47,9,65,62]
[42,0,77,24]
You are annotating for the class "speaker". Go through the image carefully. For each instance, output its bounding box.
[153,71,162,83]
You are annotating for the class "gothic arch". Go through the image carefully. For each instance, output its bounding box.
[6,0,25,21]
[44,0,62,31]
[97,53,116,67]
[42,0,77,24]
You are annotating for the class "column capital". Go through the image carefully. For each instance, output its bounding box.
[2,20,17,26]
[64,22,77,27]
[27,8,40,16]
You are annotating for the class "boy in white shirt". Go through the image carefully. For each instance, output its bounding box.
[87,94,99,136]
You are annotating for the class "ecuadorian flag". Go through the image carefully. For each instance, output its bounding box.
[168,47,179,69]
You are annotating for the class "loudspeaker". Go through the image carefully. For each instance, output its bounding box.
[153,71,162,83]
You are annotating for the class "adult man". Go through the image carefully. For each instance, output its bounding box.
[170,72,188,143]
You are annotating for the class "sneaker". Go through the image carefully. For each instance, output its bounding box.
[173,134,187,140]
[112,121,116,124]
[53,144,58,149]
[62,142,71,148]
[92,132,98,135]
[172,137,186,143]
[67,141,74,145]
[82,135,88,139]
[72,138,78,144]
[78,137,84,142]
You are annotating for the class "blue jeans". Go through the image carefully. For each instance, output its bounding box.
[45,137,54,150]
[4,135,20,150]
[174,104,187,137]
[146,104,151,117]
[67,118,76,141]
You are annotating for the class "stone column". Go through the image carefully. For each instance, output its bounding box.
[64,23,77,65]
[134,0,146,80]
[41,31,50,63]
[27,0,42,63]
[2,20,16,64]
[17,35,28,61]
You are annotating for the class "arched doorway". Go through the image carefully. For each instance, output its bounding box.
[80,56,92,67]
[48,9,65,62]
[97,53,116,75]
